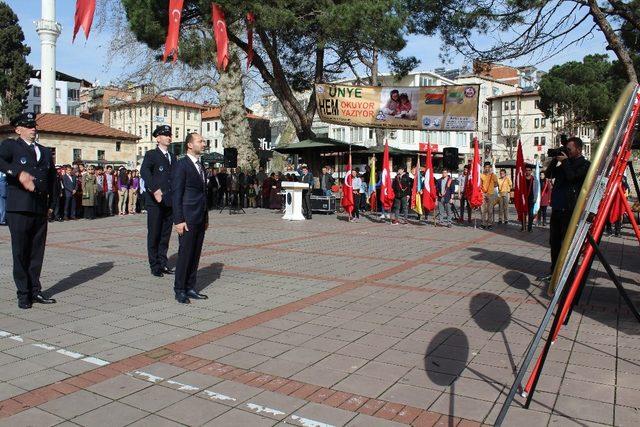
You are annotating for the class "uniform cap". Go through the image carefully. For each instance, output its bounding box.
[152,125,172,138]
[10,112,37,128]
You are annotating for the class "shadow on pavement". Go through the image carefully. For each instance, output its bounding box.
[195,262,224,292]
[43,261,114,298]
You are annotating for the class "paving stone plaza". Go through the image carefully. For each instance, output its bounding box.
[0,210,638,426]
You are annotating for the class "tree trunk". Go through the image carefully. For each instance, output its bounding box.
[587,0,638,83]
[216,43,259,170]
[371,49,385,148]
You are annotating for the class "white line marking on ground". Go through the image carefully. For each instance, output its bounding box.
[129,371,164,383]
[81,356,110,366]
[290,415,336,427]
[201,390,237,402]
[245,403,286,416]
[0,329,110,366]
[56,349,83,359]
[165,380,200,392]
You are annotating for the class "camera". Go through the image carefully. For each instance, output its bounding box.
[547,146,568,158]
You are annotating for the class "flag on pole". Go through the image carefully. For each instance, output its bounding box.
[467,137,483,209]
[411,155,423,215]
[421,143,436,211]
[341,153,354,216]
[513,140,527,221]
[368,156,377,212]
[72,0,96,42]
[212,4,229,70]
[532,161,541,216]
[381,142,395,211]
[246,12,255,70]
[162,0,184,62]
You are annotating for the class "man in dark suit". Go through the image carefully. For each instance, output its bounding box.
[140,125,176,277]
[299,165,313,219]
[172,133,209,304]
[0,113,57,309]
[436,168,455,227]
[62,165,76,220]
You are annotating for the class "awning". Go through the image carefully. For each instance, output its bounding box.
[495,159,536,168]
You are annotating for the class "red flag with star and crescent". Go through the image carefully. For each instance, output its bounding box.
[381,142,395,211]
[421,143,436,211]
[212,4,229,71]
[163,0,184,62]
[467,137,483,209]
[72,0,96,42]
[513,140,527,220]
[341,153,354,215]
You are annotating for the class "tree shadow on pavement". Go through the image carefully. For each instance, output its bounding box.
[43,261,114,298]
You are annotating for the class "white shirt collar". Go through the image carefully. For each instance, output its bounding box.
[158,145,169,155]
[186,153,200,164]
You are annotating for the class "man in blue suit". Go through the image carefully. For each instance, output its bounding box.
[0,170,6,225]
[62,165,76,220]
[172,133,209,304]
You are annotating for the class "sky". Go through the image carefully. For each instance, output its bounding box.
[6,0,613,91]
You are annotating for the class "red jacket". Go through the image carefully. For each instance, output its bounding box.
[103,173,116,193]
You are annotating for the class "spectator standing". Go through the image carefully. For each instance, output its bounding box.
[129,170,140,214]
[392,167,411,224]
[62,165,76,220]
[436,168,455,227]
[82,165,98,220]
[95,166,105,217]
[0,170,6,225]
[497,168,512,224]
[104,165,115,216]
[350,169,362,221]
[118,168,129,215]
[538,172,552,226]
[480,162,498,229]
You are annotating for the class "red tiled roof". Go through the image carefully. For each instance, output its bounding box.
[114,95,206,110]
[0,114,140,141]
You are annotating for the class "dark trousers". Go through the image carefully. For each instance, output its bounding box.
[84,206,95,220]
[460,196,472,221]
[522,206,534,231]
[7,212,47,303]
[550,209,572,273]
[302,190,312,218]
[352,192,360,218]
[538,205,548,225]
[64,194,76,219]
[147,203,173,272]
[174,223,205,293]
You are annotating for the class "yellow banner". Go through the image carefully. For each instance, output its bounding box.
[315,83,480,131]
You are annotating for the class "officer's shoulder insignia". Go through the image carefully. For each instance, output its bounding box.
[19,157,27,165]
[159,166,164,172]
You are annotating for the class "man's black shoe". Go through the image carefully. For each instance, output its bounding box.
[175,292,190,304]
[18,301,32,309]
[186,289,208,300]
[162,267,175,275]
[32,294,56,304]
[151,270,164,278]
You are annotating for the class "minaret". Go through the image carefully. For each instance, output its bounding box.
[35,0,61,114]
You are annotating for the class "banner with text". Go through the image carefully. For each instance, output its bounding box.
[315,83,480,131]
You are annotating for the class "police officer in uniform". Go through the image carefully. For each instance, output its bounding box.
[0,113,57,309]
[140,125,176,277]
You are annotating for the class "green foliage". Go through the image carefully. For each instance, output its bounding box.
[538,55,629,131]
[0,1,32,121]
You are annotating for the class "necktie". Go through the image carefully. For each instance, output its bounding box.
[196,161,206,183]
[165,152,171,164]
[29,143,36,160]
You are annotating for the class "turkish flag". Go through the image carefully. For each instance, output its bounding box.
[609,187,626,223]
[163,0,184,62]
[246,12,255,70]
[513,140,527,220]
[421,143,436,211]
[341,153,354,216]
[467,137,483,209]
[381,142,395,211]
[72,0,96,42]
[212,4,229,71]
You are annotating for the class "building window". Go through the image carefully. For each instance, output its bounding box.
[541,136,546,146]
[34,104,41,114]
[73,149,82,161]
[510,118,516,128]
[138,147,142,156]
[127,126,131,134]
[187,111,191,120]
[55,106,60,114]
[541,118,546,128]
[535,118,540,128]
[176,109,180,118]
[116,141,121,152]
[534,137,539,145]
[97,150,105,161]
[369,129,374,140]
[138,126,142,135]
[56,88,61,98]
[33,86,41,97]
[145,125,148,136]
[206,139,211,148]
[214,139,218,149]
[504,101,509,111]
[163,107,168,117]
[206,122,210,132]
[68,106,78,115]
[67,89,80,101]
[175,127,180,138]
[503,119,509,128]
[128,109,132,118]
[535,100,540,109]
[215,121,218,131]
[510,100,515,110]
[139,108,143,117]
[155,106,160,116]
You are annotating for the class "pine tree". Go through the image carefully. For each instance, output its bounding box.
[0,2,32,122]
